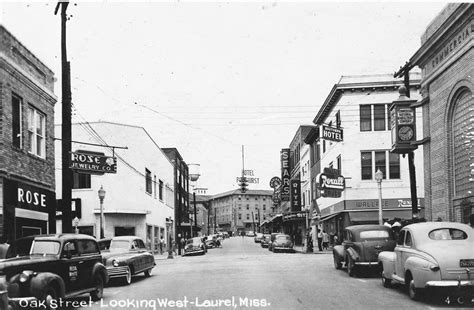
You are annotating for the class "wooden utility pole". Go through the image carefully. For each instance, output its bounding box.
[55,1,73,233]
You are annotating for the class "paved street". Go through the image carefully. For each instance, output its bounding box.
[57,237,470,310]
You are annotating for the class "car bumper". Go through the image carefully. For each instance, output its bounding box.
[106,266,129,279]
[183,249,205,255]
[355,261,379,266]
[273,247,293,251]
[426,280,474,288]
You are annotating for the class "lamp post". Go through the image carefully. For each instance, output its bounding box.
[188,164,201,238]
[98,185,106,239]
[375,169,383,225]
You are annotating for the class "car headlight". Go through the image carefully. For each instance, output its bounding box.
[112,259,120,267]
[19,271,36,283]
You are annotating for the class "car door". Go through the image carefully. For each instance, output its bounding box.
[59,240,81,293]
[76,239,101,290]
[342,230,352,261]
[400,230,414,276]
[136,239,152,270]
[394,229,406,279]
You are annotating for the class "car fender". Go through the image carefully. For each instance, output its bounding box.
[30,272,66,299]
[333,245,345,261]
[92,262,109,284]
[346,247,360,262]
[404,256,437,288]
[378,251,396,279]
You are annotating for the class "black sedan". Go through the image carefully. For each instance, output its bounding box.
[183,237,207,256]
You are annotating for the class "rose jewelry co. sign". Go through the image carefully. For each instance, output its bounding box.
[70,150,117,174]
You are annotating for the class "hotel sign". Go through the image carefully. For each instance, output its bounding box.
[322,125,343,142]
[70,151,117,174]
[280,149,291,201]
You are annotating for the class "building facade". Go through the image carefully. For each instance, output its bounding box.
[55,122,175,252]
[401,3,473,223]
[0,26,57,242]
[311,74,425,242]
[210,189,273,235]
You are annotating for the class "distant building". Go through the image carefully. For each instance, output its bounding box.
[309,74,425,241]
[54,122,174,253]
[397,3,474,223]
[0,25,57,242]
[209,189,273,235]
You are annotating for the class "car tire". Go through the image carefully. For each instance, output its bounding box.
[407,277,422,301]
[333,255,342,270]
[381,272,391,288]
[347,256,356,277]
[42,285,58,309]
[90,273,104,301]
[144,268,152,277]
[123,266,132,285]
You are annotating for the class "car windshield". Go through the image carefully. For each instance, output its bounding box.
[6,239,33,258]
[109,240,131,251]
[30,240,60,255]
[359,230,390,240]
[276,235,291,241]
[187,238,201,245]
[429,228,467,240]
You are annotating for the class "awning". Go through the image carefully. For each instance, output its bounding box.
[268,214,282,223]
[348,209,413,222]
[318,212,342,223]
[259,220,269,227]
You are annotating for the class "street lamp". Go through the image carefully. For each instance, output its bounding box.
[375,169,383,225]
[188,164,200,238]
[98,185,106,239]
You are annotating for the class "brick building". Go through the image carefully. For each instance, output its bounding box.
[399,3,473,222]
[0,26,57,242]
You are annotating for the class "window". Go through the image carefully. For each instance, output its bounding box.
[361,152,372,180]
[12,94,23,149]
[361,151,400,180]
[77,240,99,255]
[246,214,250,220]
[429,228,467,240]
[263,205,266,211]
[397,230,405,245]
[145,169,152,194]
[374,104,386,131]
[72,171,91,189]
[389,152,400,179]
[246,205,249,210]
[27,106,46,158]
[375,151,386,179]
[405,231,413,247]
[336,110,341,128]
[238,214,242,220]
[337,155,342,172]
[360,105,371,131]
[154,176,157,199]
[159,180,164,200]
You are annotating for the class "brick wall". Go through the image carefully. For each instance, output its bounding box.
[425,49,474,221]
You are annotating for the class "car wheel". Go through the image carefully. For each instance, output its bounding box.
[90,273,104,301]
[407,277,422,301]
[144,268,152,277]
[381,272,391,288]
[333,254,342,270]
[42,285,58,309]
[347,256,356,277]
[123,266,132,285]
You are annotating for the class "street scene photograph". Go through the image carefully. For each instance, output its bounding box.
[0,0,473,309]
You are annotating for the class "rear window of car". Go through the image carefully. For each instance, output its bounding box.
[110,240,130,251]
[428,228,467,240]
[31,240,60,255]
[276,235,291,241]
[359,230,390,239]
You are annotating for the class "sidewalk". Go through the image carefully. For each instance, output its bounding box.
[293,245,332,254]
[154,251,180,260]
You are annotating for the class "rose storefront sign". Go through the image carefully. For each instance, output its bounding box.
[70,151,117,174]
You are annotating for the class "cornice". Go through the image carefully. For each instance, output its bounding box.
[0,52,57,105]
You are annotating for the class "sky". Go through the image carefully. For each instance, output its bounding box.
[0,1,449,194]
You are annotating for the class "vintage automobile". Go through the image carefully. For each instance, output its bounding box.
[260,234,271,248]
[0,234,108,308]
[378,222,474,302]
[333,225,396,276]
[269,234,294,253]
[98,238,112,251]
[102,236,155,285]
[254,233,264,243]
[182,237,207,256]
[204,235,221,248]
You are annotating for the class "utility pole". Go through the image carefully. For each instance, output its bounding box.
[55,1,73,233]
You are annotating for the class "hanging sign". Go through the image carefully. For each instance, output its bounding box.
[322,125,343,142]
[280,149,291,201]
[70,150,117,174]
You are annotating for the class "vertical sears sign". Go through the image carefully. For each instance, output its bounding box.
[280,149,291,201]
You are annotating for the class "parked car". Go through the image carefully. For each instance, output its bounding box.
[254,233,264,243]
[102,236,155,285]
[246,231,256,237]
[261,234,271,248]
[0,234,108,308]
[269,234,294,253]
[183,237,207,256]
[268,233,283,251]
[378,222,474,302]
[205,235,221,248]
[333,225,396,277]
